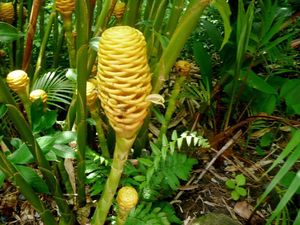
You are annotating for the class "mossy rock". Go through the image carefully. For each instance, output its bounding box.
[190,213,242,225]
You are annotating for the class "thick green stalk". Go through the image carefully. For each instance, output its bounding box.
[33,8,56,83]
[163,0,185,38]
[0,152,57,225]
[122,0,143,26]
[157,75,185,146]
[87,0,117,73]
[90,108,110,158]
[0,80,75,224]
[53,24,64,67]
[152,0,211,94]
[75,0,89,207]
[62,16,76,68]
[16,0,25,68]
[92,135,136,225]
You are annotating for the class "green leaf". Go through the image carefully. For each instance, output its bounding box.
[226,179,236,189]
[134,175,146,182]
[293,210,300,225]
[8,143,34,164]
[53,131,77,144]
[280,79,300,115]
[236,186,247,197]
[138,158,153,167]
[0,22,24,42]
[15,165,49,193]
[279,171,300,195]
[231,190,240,201]
[193,41,212,92]
[267,170,300,224]
[235,174,246,186]
[52,144,76,158]
[211,0,232,49]
[241,71,277,94]
[260,132,274,147]
[0,170,5,187]
[0,104,7,119]
[202,20,222,49]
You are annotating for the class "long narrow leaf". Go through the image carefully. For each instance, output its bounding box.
[266,170,300,224]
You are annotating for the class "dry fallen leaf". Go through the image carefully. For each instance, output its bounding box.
[234,201,253,219]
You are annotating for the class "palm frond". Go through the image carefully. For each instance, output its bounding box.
[31,69,75,109]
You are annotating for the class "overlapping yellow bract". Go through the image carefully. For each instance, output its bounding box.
[29,89,47,103]
[113,1,126,20]
[97,26,152,138]
[56,0,75,17]
[86,81,98,108]
[117,186,138,210]
[6,70,29,93]
[0,2,27,24]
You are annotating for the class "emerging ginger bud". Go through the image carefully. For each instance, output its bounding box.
[56,0,75,17]
[175,60,191,77]
[117,186,138,211]
[0,2,14,24]
[86,80,98,108]
[6,70,29,93]
[113,1,126,20]
[97,26,152,138]
[29,89,47,103]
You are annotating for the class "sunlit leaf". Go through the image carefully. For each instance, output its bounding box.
[0,22,24,42]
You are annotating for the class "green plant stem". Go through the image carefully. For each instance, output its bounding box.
[87,0,117,74]
[62,16,76,68]
[163,0,185,38]
[33,8,56,83]
[122,0,142,26]
[17,91,31,124]
[116,207,130,225]
[0,152,57,225]
[0,82,75,225]
[152,0,211,94]
[90,107,110,158]
[16,0,25,68]
[92,135,136,225]
[53,23,64,68]
[75,0,89,207]
[157,75,186,146]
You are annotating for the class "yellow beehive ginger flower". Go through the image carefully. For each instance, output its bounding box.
[0,2,14,24]
[97,26,152,138]
[0,2,27,24]
[29,89,47,103]
[117,186,139,211]
[113,1,126,20]
[175,60,191,77]
[56,0,75,18]
[6,70,29,94]
[86,80,98,108]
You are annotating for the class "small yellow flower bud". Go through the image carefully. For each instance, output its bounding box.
[6,70,29,93]
[86,81,98,108]
[117,186,138,211]
[175,60,191,77]
[29,89,47,103]
[113,1,126,20]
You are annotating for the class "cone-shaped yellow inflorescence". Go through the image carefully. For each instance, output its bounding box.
[86,80,98,108]
[97,26,152,139]
[0,3,14,24]
[175,60,191,77]
[113,1,126,20]
[29,89,47,103]
[0,2,27,24]
[6,70,29,94]
[56,0,75,17]
[117,186,139,211]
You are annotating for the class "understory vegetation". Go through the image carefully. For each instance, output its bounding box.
[0,0,299,224]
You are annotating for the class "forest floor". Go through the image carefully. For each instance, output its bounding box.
[0,129,286,225]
